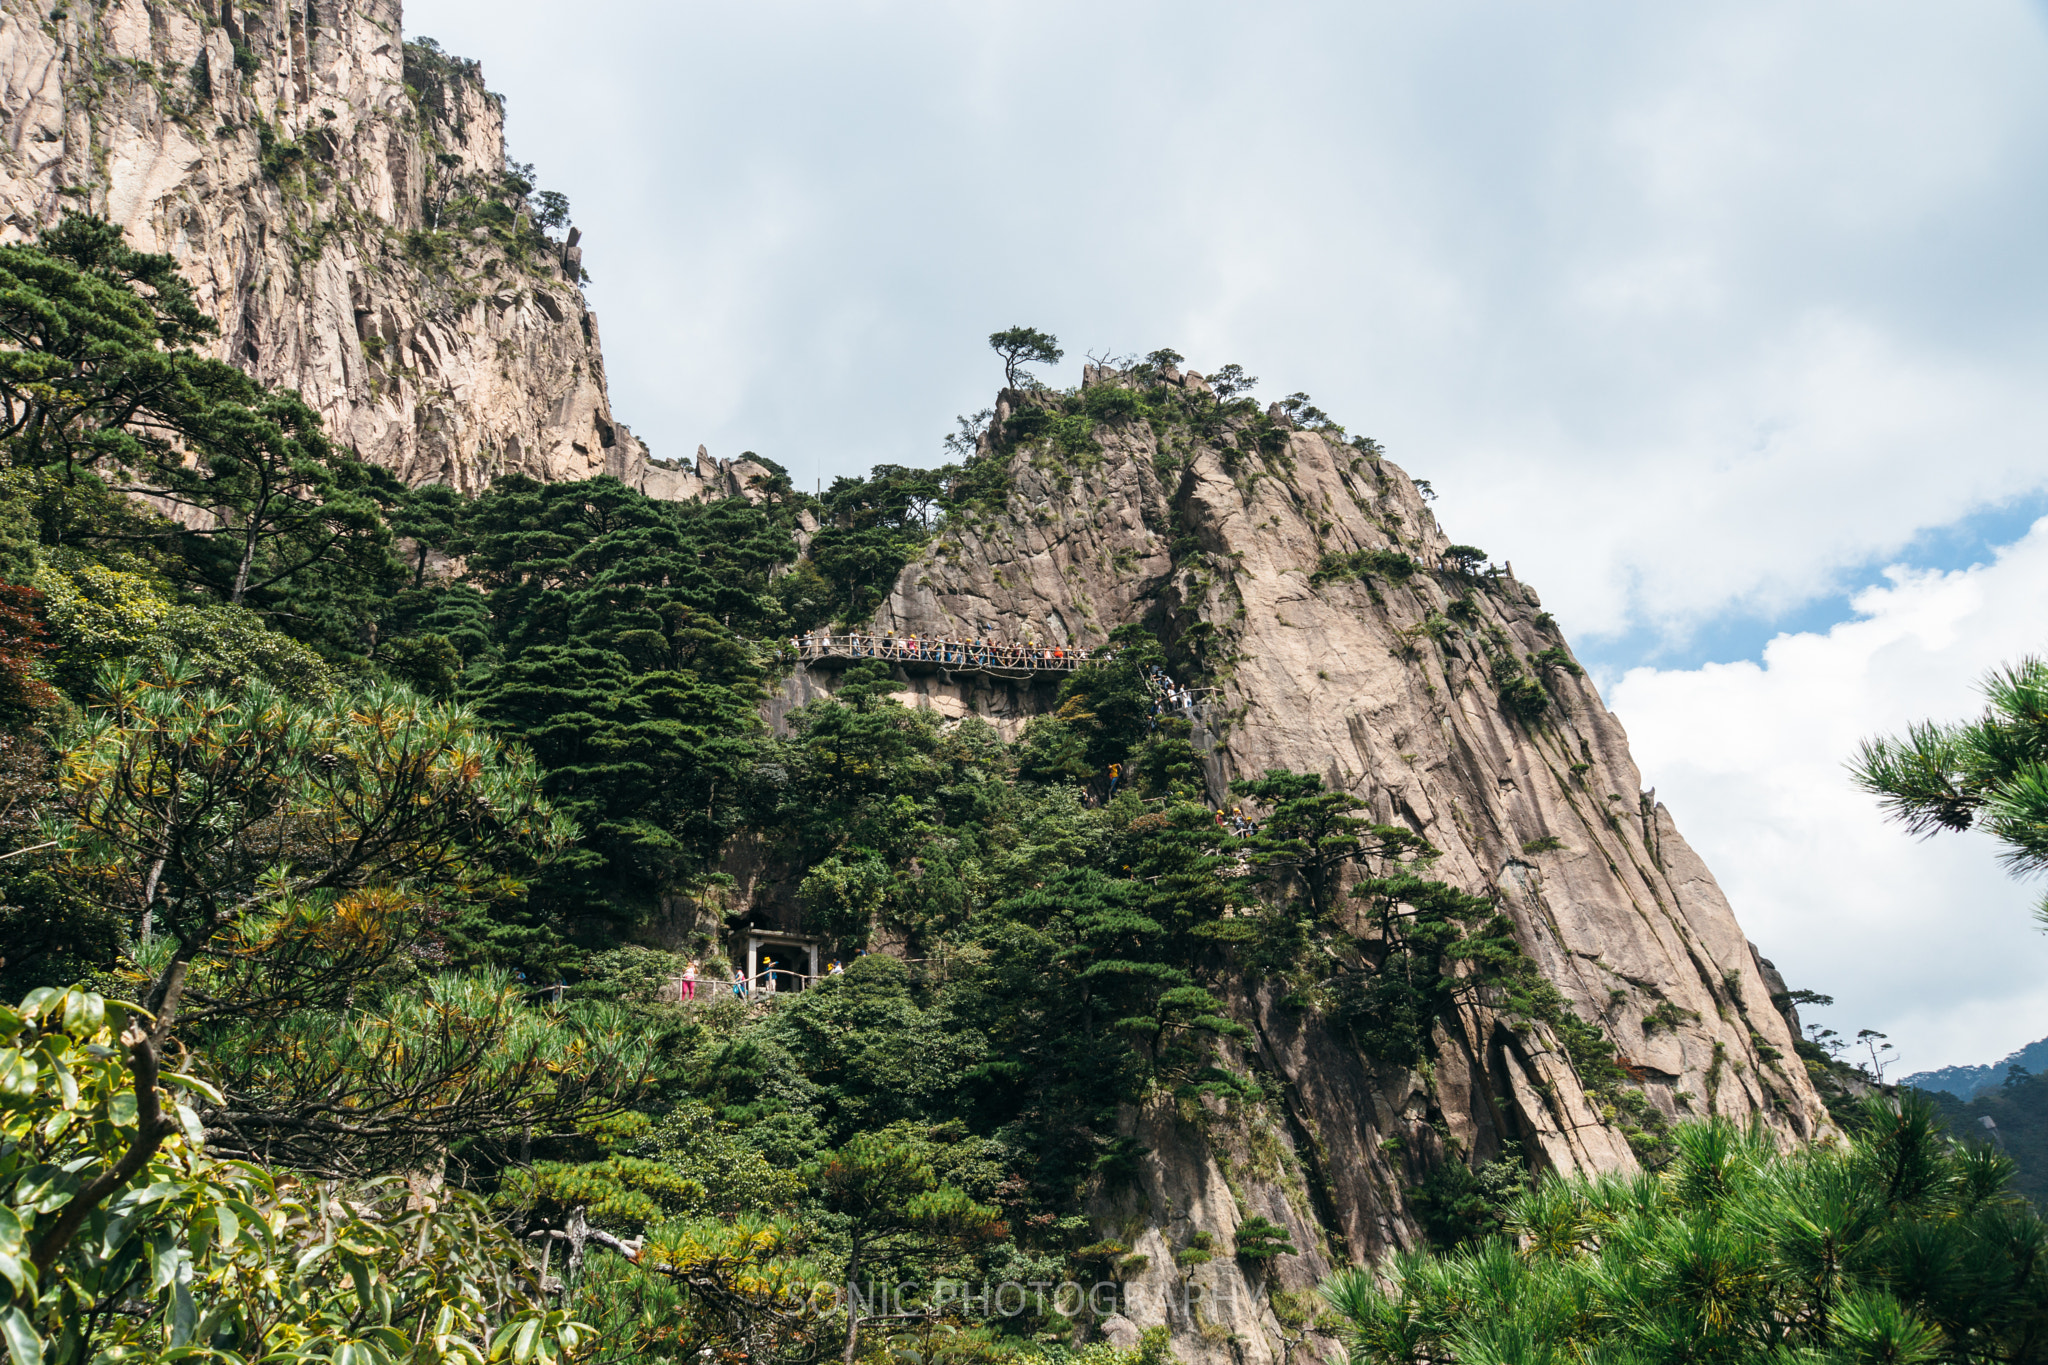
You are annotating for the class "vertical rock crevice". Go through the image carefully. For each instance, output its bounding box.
[852,378,1833,1360]
[0,0,676,493]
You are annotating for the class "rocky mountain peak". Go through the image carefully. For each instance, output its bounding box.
[0,7,1840,1353]
[796,371,1835,1301]
[0,0,685,492]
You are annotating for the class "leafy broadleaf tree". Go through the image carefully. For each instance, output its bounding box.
[33,558,337,701]
[0,985,589,1365]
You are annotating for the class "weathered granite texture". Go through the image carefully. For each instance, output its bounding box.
[6,5,1831,1354]
[839,369,1833,1363]
[643,444,801,509]
[0,0,695,492]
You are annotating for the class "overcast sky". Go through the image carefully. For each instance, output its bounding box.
[408,0,2048,1073]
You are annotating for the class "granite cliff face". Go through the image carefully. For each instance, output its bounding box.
[779,369,1836,1362]
[0,0,726,494]
[6,6,1831,1356]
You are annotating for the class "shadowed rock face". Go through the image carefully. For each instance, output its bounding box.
[828,371,1833,1362]
[11,6,1829,1353]
[0,0,682,491]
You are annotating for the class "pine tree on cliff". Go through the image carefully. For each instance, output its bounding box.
[457,475,786,951]
[1231,769,1434,923]
[1854,655,2048,925]
[0,213,401,650]
[988,326,1062,388]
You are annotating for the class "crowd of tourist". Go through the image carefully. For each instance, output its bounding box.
[674,955,848,1003]
[1145,663,1204,722]
[792,632,1104,669]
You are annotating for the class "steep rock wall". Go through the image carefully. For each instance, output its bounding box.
[0,0,700,494]
[834,370,1833,1362]
[6,7,1831,1351]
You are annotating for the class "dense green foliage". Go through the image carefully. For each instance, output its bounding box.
[0,214,405,658]
[0,218,1646,1364]
[803,458,1013,627]
[2,985,588,1365]
[1325,1095,2048,1365]
[1923,1070,2048,1214]
[2,215,2002,1364]
[442,474,797,956]
[1855,657,2048,925]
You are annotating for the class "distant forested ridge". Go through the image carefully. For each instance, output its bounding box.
[1907,1039,2048,1214]
[1915,1069,2048,1212]
[1906,1035,2048,1100]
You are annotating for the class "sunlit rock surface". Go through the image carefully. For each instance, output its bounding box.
[0,0,678,491]
[2,7,1831,1358]
[816,370,1833,1362]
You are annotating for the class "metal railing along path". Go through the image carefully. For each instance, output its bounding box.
[678,969,834,1005]
[791,634,1106,677]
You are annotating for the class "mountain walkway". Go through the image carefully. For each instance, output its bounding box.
[791,632,1104,678]
[788,632,1215,726]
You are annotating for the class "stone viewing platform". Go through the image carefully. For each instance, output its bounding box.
[791,632,1104,677]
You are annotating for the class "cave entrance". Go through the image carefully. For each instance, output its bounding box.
[738,931,821,994]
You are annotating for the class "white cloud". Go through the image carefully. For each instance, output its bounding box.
[407,0,2048,642]
[1609,522,2048,1072]
[397,0,2048,1068]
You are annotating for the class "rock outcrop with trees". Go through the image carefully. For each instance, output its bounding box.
[0,0,696,492]
[3,9,2013,1365]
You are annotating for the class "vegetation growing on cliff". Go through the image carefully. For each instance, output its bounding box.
[1324,1096,2048,1364]
[0,223,1838,1361]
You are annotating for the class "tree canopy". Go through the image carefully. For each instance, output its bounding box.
[1323,1096,2048,1365]
[1854,656,2048,924]
[0,212,2005,1365]
[988,327,1063,389]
